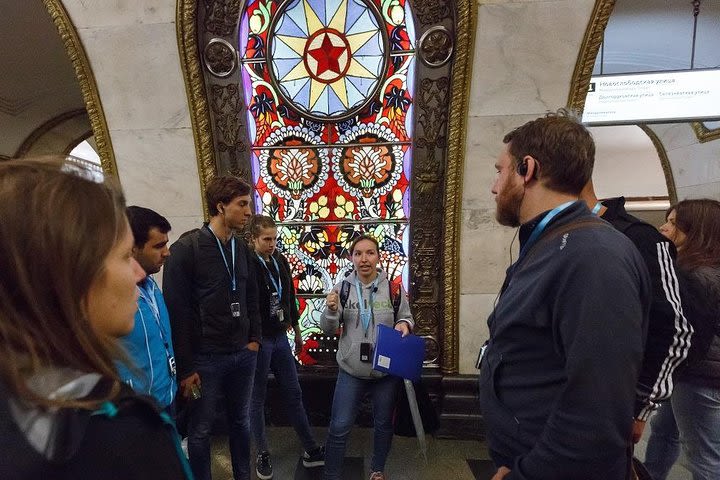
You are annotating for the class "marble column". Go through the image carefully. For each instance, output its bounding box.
[458,0,597,373]
[59,0,204,243]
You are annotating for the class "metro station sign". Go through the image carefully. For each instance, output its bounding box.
[583,69,720,125]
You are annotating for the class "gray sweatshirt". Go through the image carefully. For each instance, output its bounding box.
[320,270,413,379]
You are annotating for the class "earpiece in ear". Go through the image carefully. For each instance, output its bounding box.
[517,160,528,176]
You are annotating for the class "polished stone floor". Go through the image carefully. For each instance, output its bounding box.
[205,425,692,480]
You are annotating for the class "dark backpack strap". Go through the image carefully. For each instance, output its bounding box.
[522,217,611,266]
[389,281,402,322]
[339,280,351,311]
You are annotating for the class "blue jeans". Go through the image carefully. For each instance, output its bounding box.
[323,369,400,480]
[644,381,720,480]
[250,332,317,453]
[188,349,257,480]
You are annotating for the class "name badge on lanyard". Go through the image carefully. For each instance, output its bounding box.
[208,225,240,317]
[258,254,284,323]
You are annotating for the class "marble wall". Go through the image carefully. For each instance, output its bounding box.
[60,0,204,243]
[458,0,597,373]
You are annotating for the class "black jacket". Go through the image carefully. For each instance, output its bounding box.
[0,378,188,480]
[600,197,692,420]
[163,225,262,379]
[677,266,720,387]
[479,202,651,480]
[252,250,300,336]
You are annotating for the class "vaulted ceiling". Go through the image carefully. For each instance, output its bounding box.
[0,2,88,158]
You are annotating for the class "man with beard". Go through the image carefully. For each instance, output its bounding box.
[118,206,176,413]
[478,110,651,480]
[163,176,261,480]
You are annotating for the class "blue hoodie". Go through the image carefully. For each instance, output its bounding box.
[118,277,176,408]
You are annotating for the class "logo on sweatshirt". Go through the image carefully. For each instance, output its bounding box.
[560,233,569,250]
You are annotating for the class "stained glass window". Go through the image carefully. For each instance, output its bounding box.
[240,0,415,364]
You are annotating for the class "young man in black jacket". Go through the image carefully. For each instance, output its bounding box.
[580,184,692,443]
[479,110,651,480]
[163,175,262,480]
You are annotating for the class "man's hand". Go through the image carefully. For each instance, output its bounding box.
[246,341,260,352]
[326,290,339,312]
[294,331,303,351]
[180,372,201,399]
[394,321,410,337]
[491,466,511,480]
[632,419,646,443]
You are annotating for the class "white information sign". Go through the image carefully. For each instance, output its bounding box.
[583,70,720,125]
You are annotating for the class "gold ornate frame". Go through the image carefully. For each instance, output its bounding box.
[42,0,117,177]
[691,122,720,143]
[177,0,216,215]
[443,0,476,373]
[177,0,476,373]
[567,0,616,113]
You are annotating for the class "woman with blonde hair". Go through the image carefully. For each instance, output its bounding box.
[0,157,192,479]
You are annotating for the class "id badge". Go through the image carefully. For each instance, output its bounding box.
[270,292,282,321]
[230,302,241,318]
[276,309,284,323]
[168,356,177,377]
[476,342,488,370]
[360,342,372,363]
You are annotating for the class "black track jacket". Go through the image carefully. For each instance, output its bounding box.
[600,197,692,421]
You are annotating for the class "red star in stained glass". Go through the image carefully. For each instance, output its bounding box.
[307,33,347,76]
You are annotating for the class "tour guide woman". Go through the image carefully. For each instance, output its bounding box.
[321,234,413,480]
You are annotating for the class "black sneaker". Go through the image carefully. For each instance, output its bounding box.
[256,451,273,479]
[302,446,325,468]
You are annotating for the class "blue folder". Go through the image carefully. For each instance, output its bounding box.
[372,324,424,382]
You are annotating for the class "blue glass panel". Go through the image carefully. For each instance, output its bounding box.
[353,32,382,57]
[276,15,307,39]
[238,10,249,57]
[275,58,304,80]
[307,0,326,28]
[311,84,329,114]
[344,77,365,107]
[295,79,312,108]
[283,78,312,107]
[326,85,345,115]
[284,0,309,36]
[350,32,380,56]
[272,36,303,60]
[346,75,375,95]
[354,55,383,76]
[344,0,366,33]
[324,0,344,27]
[346,10,377,36]
[404,1,416,48]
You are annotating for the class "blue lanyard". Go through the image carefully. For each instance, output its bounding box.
[138,279,173,365]
[139,279,160,320]
[257,254,282,298]
[591,201,602,215]
[519,201,576,258]
[208,226,236,291]
[355,277,379,335]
